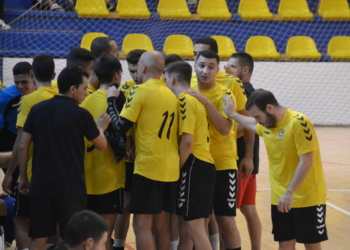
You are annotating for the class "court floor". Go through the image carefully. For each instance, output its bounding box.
[122,127,350,250]
[2,127,349,249]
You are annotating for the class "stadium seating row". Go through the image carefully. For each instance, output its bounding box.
[75,0,350,20]
[81,33,350,61]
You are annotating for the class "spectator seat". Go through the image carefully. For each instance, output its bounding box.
[80,32,108,51]
[122,34,154,55]
[163,35,194,58]
[286,36,321,60]
[327,36,350,60]
[245,36,280,60]
[157,0,191,19]
[211,36,237,59]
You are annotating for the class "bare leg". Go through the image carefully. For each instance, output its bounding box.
[14,216,31,250]
[215,215,241,249]
[114,191,131,247]
[29,237,48,250]
[279,239,296,250]
[133,214,154,250]
[177,216,193,250]
[240,204,262,250]
[186,218,211,250]
[305,243,322,250]
[100,214,118,250]
[153,211,171,250]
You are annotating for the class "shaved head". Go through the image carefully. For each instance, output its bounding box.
[137,51,165,84]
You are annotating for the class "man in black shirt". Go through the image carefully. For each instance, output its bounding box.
[225,52,262,250]
[18,67,110,250]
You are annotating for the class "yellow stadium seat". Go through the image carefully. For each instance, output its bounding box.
[327,36,350,60]
[80,33,108,51]
[197,0,232,20]
[286,36,321,60]
[75,0,109,16]
[157,0,191,19]
[122,34,154,55]
[238,0,273,19]
[163,35,194,58]
[245,36,280,60]
[116,0,150,18]
[211,36,236,59]
[318,0,350,20]
[278,0,313,19]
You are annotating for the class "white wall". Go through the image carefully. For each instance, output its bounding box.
[3,58,350,125]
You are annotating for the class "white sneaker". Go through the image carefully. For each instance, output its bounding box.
[0,19,11,30]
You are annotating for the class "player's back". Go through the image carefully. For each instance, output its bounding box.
[121,79,179,182]
[81,90,125,195]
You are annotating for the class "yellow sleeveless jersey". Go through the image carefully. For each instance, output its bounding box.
[178,93,214,164]
[120,78,179,182]
[80,89,125,194]
[256,109,327,207]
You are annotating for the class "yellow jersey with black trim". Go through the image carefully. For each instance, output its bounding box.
[178,93,214,164]
[51,81,95,95]
[191,71,247,112]
[120,78,179,182]
[17,86,58,181]
[192,83,237,171]
[80,89,125,194]
[121,79,136,99]
[256,109,326,207]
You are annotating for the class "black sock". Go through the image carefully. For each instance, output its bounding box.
[227,248,241,250]
[113,247,124,250]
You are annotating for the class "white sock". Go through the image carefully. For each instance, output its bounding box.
[170,240,179,250]
[209,233,219,250]
[113,238,126,247]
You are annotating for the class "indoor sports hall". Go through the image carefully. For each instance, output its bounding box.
[0,0,349,249]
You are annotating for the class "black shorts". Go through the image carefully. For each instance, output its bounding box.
[130,174,178,214]
[176,154,216,221]
[29,197,86,239]
[271,204,328,244]
[14,182,31,218]
[87,188,123,214]
[124,161,134,192]
[213,169,238,216]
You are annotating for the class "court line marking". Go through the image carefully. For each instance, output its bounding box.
[327,202,350,216]
[258,188,350,192]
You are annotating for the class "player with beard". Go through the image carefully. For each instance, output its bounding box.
[223,89,327,250]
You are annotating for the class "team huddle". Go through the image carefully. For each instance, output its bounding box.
[0,36,327,250]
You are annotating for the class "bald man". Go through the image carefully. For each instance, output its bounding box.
[106,51,179,250]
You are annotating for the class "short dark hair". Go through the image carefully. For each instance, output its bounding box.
[164,54,184,67]
[195,37,218,54]
[65,210,109,248]
[32,54,55,82]
[90,37,113,58]
[167,61,192,85]
[67,48,95,69]
[230,52,254,74]
[246,89,280,111]
[13,62,32,76]
[126,49,146,65]
[196,50,220,65]
[57,67,89,94]
[94,54,122,84]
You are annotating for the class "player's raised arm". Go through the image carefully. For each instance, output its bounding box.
[106,86,134,135]
[222,96,257,133]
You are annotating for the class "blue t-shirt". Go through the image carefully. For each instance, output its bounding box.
[0,85,22,134]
